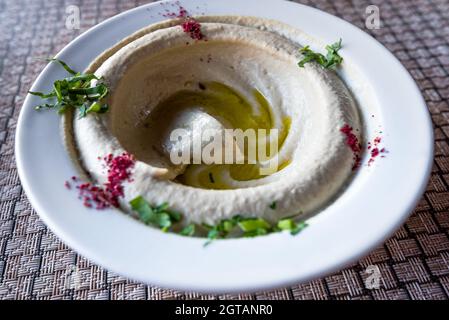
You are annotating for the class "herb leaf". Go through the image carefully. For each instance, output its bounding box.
[204,227,220,247]
[180,224,196,237]
[129,196,155,223]
[28,91,56,99]
[277,219,308,235]
[153,202,182,222]
[207,228,220,240]
[29,59,109,118]
[47,58,77,75]
[129,196,180,231]
[291,222,308,235]
[244,228,268,238]
[298,39,343,69]
[238,218,271,232]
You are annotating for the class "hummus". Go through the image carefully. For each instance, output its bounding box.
[64,16,362,226]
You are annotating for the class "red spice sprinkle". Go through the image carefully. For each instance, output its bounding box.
[340,124,362,170]
[70,152,135,210]
[64,181,71,189]
[83,201,92,208]
[181,19,204,40]
[341,123,388,169]
[162,3,205,41]
[368,137,387,166]
[103,152,135,207]
[178,8,188,18]
[368,148,379,166]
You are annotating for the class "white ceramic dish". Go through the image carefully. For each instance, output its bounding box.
[15,0,433,293]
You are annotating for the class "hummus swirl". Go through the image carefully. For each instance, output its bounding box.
[65,16,362,225]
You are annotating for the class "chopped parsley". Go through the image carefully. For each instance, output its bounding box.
[29,59,109,118]
[129,196,181,232]
[269,201,277,210]
[208,172,215,183]
[129,196,308,246]
[238,218,271,233]
[298,39,343,69]
[277,219,308,235]
[238,218,272,238]
[180,224,196,237]
[203,216,241,246]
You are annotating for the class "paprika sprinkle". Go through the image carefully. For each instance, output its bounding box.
[340,124,362,170]
[162,3,205,40]
[68,152,136,209]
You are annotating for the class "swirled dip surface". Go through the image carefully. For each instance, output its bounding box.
[67,16,361,225]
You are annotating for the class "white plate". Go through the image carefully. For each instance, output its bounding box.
[16,0,433,293]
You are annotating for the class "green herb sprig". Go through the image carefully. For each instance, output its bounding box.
[29,59,109,118]
[298,39,343,69]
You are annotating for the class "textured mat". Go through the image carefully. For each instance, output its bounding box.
[0,0,448,300]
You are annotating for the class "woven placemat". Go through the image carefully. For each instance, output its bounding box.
[0,0,448,300]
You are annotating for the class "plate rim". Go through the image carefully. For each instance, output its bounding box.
[15,0,434,293]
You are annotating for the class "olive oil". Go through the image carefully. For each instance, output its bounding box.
[155,82,291,189]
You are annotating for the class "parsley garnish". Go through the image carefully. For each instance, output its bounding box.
[298,39,343,69]
[204,215,307,245]
[208,172,215,183]
[180,224,196,237]
[29,59,109,118]
[238,218,271,238]
[129,196,308,246]
[129,196,181,232]
[203,216,241,246]
[277,219,308,235]
[269,201,277,210]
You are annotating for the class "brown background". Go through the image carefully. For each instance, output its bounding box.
[0,0,448,300]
